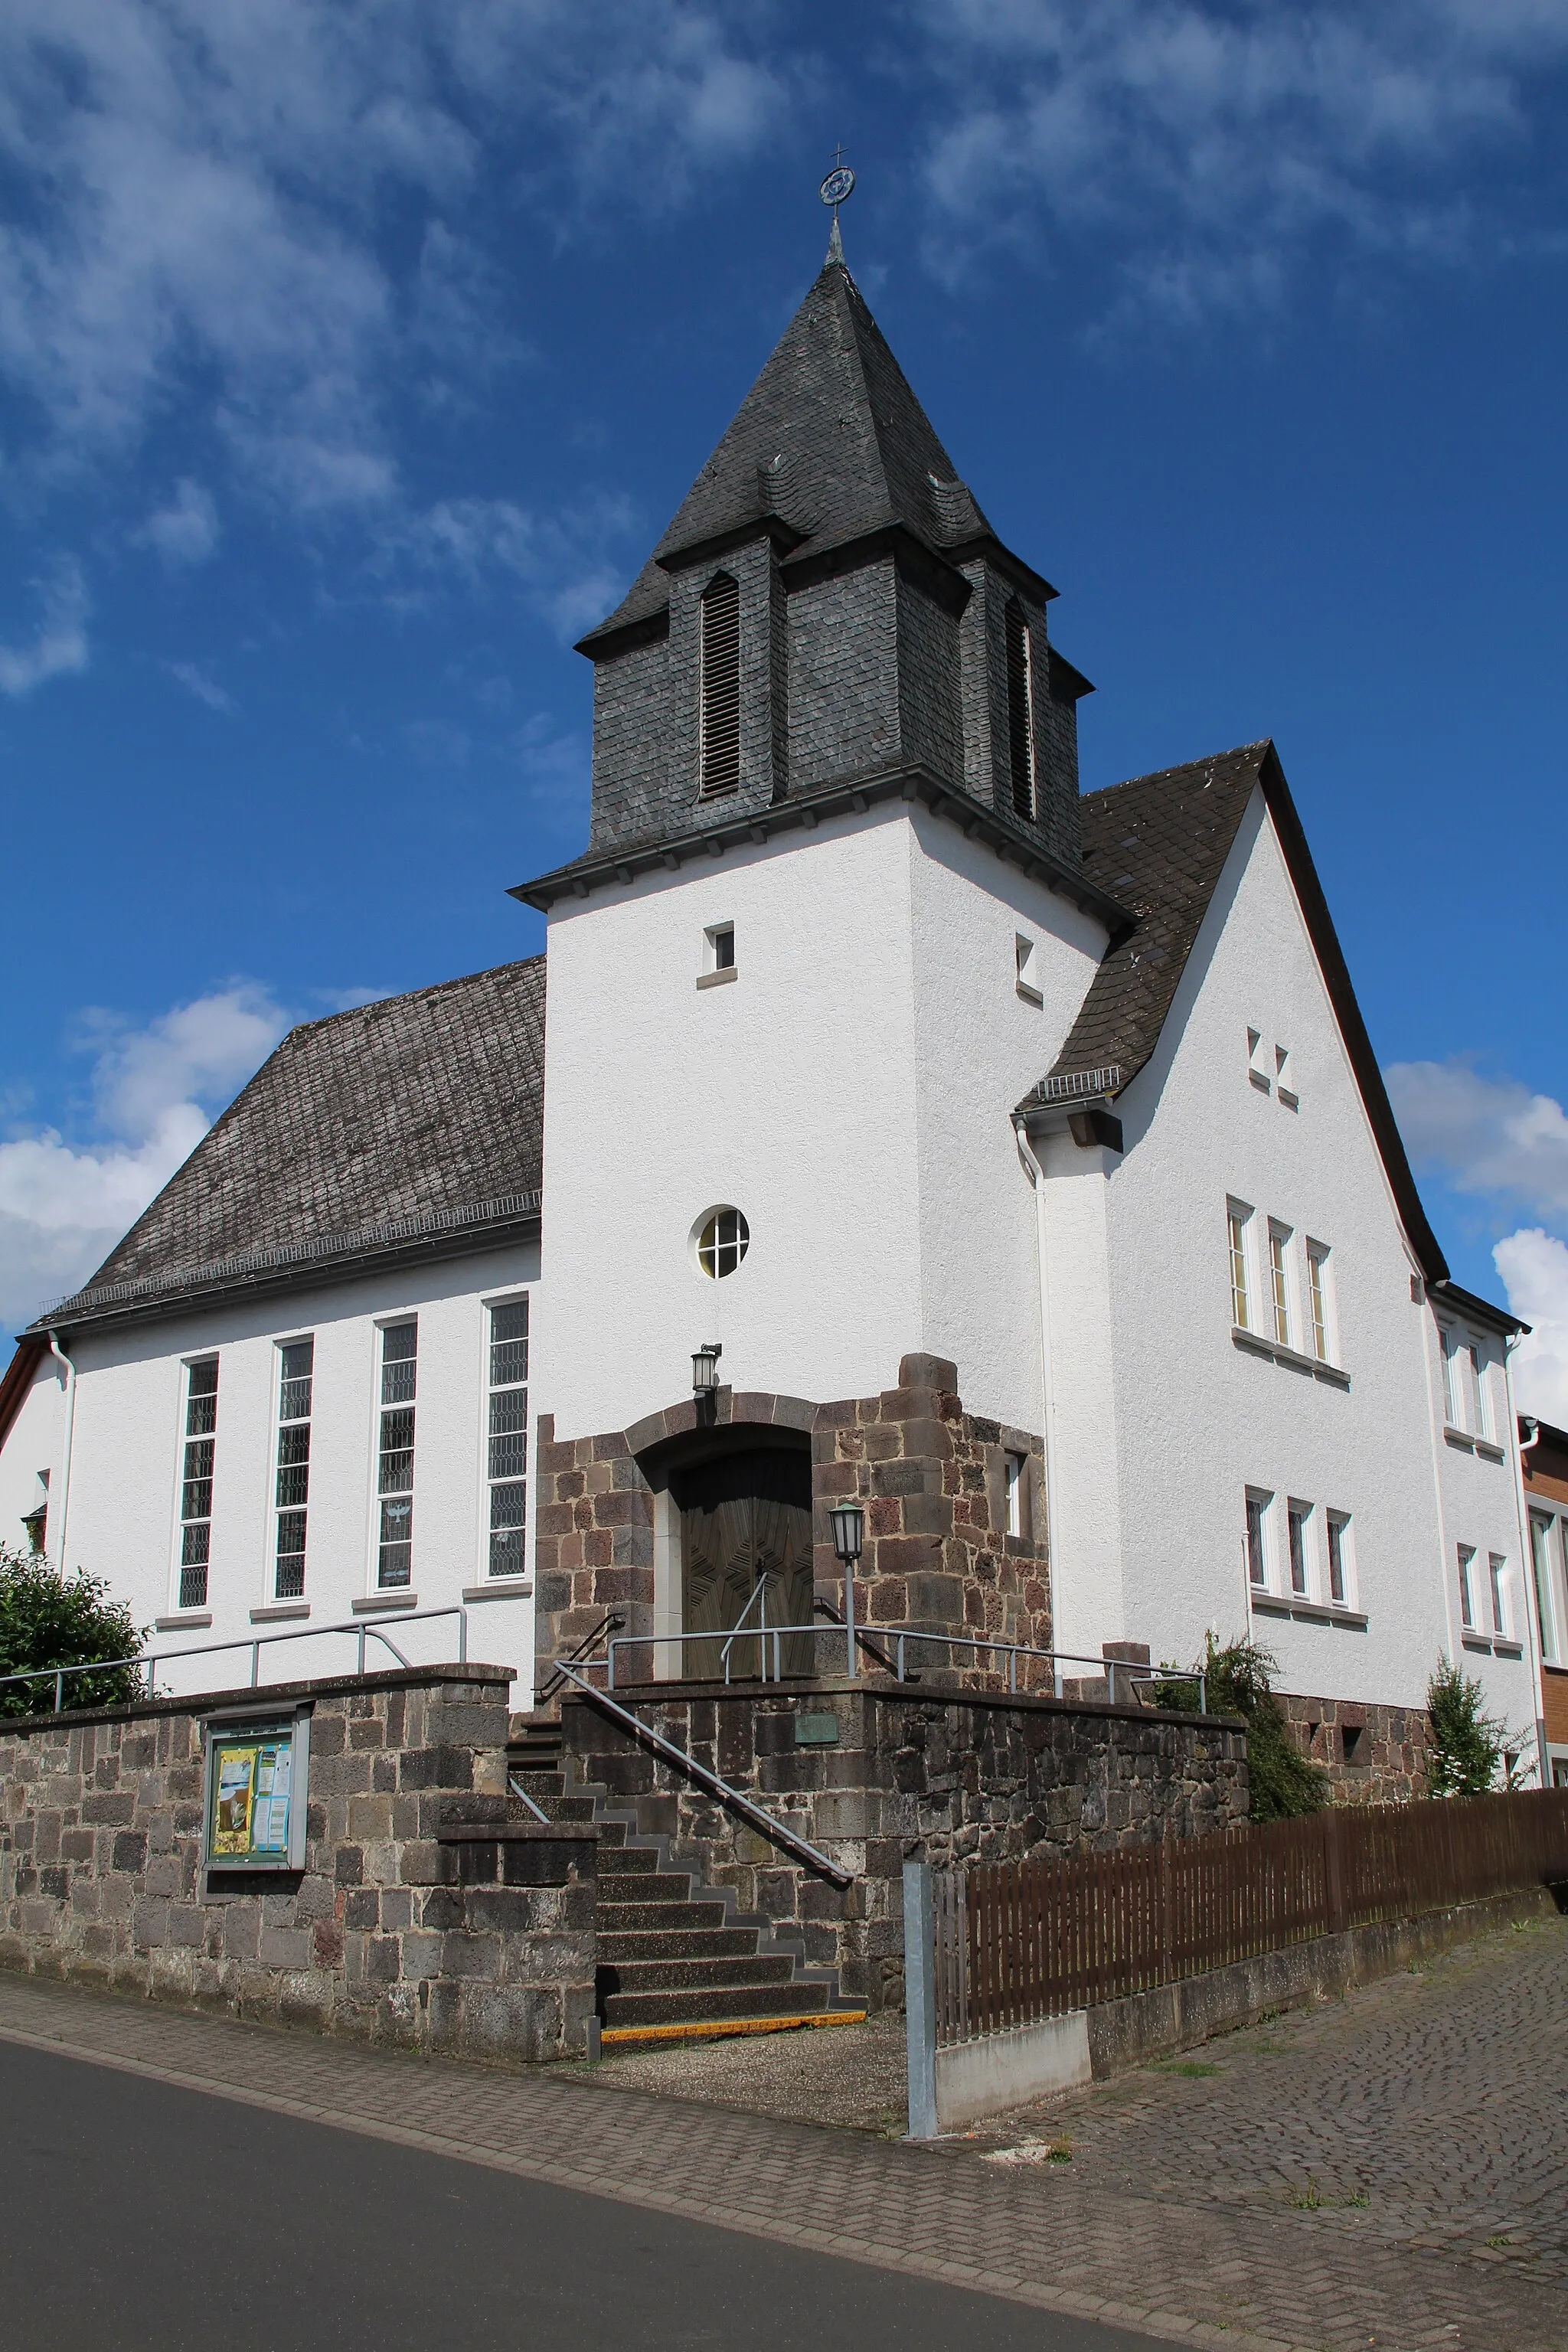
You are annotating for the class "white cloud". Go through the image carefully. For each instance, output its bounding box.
[138,479,219,567]
[0,560,89,697]
[164,659,235,714]
[1495,1229,1568,1428]
[914,0,1568,322]
[0,985,288,1336]
[1385,1060,1568,1220]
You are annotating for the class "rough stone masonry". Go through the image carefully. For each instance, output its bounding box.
[0,1664,596,2061]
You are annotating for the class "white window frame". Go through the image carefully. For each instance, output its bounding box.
[1275,1044,1297,1109]
[482,1292,531,1583]
[1015,934,1042,1006]
[1269,1223,1294,1350]
[1305,1241,1333,1365]
[172,1355,220,1614]
[372,1316,419,1592]
[1456,1542,1477,1632]
[1245,1486,1272,1591]
[1228,1200,1255,1332]
[272,1334,314,1602]
[1438,1326,1462,1429]
[1246,1028,1270,1093]
[1004,1451,1026,1538]
[1287,1497,1312,1597]
[1325,1509,1354,1609]
[1468,1342,1492,1441]
[1530,1509,1563,1666]
[1488,1551,1509,1639]
[701,922,736,978]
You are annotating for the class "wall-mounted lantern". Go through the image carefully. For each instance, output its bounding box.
[829,1500,864,1679]
[691,1341,723,1396]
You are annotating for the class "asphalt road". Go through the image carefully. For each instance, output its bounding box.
[0,2040,1144,2352]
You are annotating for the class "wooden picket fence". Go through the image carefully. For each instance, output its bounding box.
[933,1790,1568,2046]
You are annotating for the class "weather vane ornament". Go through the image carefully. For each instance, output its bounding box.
[820,146,855,263]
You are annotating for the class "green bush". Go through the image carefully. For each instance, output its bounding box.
[1150,1635,1328,1822]
[1424,1658,1511,1797]
[0,1547,145,1720]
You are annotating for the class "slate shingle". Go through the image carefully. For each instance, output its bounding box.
[38,959,544,1322]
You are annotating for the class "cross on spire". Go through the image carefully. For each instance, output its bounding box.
[819,146,856,265]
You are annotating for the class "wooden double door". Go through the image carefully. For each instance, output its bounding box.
[672,1446,813,1679]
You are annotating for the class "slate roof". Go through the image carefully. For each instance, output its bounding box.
[1037,739,1452,1285]
[1046,743,1269,1092]
[578,248,1031,653]
[34,959,545,1331]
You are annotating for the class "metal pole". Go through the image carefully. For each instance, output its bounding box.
[358,1623,366,1676]
[844,1545,858,1679]
[1009,1645,1018,1694]
[250,1642,260,1688]
[54,1669,64,1713]
[458,1607,468,1666]
[897,1632,906,1682]
[903,1857,939,2140]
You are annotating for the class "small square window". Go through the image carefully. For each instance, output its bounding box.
[1015,935,1042,1004]
[1276,1044,1297,1107]
[699,923,737,987]
[1247,1028,1271,1093]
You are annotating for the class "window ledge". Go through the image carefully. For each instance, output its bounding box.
[696,966,737,990]
[1249,1070,1272,1094]
[1474,1438,1505,1463]
[1251,1592,1368,1629]
[155,1611,211,1632]
[1015,980,1044,1008]
[1278,1088,1299,1112]
[1444,1426,1475,1452]
[250,1602,310,1623]
[1460,1632,1522,1656]
[353,1591,417,1614]
[462,1579,532,1602]
[1232,1327,1350,1388]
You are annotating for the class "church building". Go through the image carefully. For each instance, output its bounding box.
[0,227,1545,1784]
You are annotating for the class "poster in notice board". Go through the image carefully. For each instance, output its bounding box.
[203,1711,310,1871]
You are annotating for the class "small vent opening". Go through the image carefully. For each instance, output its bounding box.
[699,572,741,799]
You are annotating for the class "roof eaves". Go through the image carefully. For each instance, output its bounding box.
[0,1334,46,1451]
[573,603,670,662]
[1429,1279,1525,1339]
[511,763,1133,933]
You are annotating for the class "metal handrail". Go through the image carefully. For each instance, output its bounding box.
[718,1575,769,1678]
[550,1661,853,1887]
[536,1609,626,1703]
[0,1603,470,1715]
[601,1622,1207,1713]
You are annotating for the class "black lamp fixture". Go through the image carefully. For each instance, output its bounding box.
[691,1341,723,1396]
[828,1499,864,1677]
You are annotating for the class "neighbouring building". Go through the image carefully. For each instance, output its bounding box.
[1522,1416,1568,1785]
[0,220,1545,1785]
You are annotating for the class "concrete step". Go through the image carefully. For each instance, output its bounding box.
[596,1926,772,1965]
[594,1843,661,1873]
[598,1872,696,1907]
[602,1981,831,2028]
[599,1954,796,1994]
[596,1898,729,1933]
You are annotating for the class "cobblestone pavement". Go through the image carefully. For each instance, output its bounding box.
[1,1930,1564,2352]
[955,1915,1568,2291]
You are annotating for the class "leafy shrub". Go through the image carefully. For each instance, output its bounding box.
[1150,1635,1328,1821]
[0,1547,145,1719]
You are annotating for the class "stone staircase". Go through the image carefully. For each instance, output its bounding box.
[508,1717,860,2044]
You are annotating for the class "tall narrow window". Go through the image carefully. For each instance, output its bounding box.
[487,1298,530,1578]
[1488,1553,1508,1638]
[1288,1500,1310,1596]
[1325,1511,1350,1606]
[1269,1226,1293,1348]
[1469,1344,1491,1439]
[1246,1490,1269,1587]
[21,1468,47,1555]
[698,572,740,799]
[1530,1513,1560,1664]
[377,1321,417,1588]
[1004,1452,1026,1538]
[1439,1328,1461,1426]
[1229,1204,1253,1330]
[1456,1544,1476,1631]
[273,1338,313,1599]
[1307,1243,1331,1363]
[178,1358,219,1609]
[1004,599,1036,821]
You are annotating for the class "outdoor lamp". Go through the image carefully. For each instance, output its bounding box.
[691,1341,722,1396]
[829,1501,864,1566]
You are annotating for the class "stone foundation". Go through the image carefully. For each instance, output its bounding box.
[533,1351,1049,1695]
[0,1666,595,2060]
[563,1680,1247,2011]
[1279,1691,1429,1805]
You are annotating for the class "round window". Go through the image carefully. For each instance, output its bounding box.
[695,1206,750,1279]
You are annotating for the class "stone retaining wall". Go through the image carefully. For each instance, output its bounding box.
[564,1680,1247,2011]
[0,1665,594,2061]
[1279,1692,1429,1805]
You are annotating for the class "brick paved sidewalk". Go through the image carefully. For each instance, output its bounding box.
[0,1962,1562,2352]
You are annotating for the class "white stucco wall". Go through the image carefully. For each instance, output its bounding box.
[1042,786,1537,1732]
[0,1242,539,1708]
[538,801,1106,1444]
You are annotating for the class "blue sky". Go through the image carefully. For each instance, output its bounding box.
[4,0,1568,1403]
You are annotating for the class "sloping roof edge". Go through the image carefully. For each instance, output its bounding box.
[0,1335,46,1453]
[1252,743,1449,1288]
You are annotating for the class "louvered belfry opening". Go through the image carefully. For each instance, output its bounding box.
[699,571,742,798]
[1004,598,1037,822]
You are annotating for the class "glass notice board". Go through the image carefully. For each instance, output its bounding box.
[201,1708,311,1872]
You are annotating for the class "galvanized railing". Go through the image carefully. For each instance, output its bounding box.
[0,1603,470,1715]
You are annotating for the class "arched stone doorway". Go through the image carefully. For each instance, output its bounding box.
[671,1444,813,1679]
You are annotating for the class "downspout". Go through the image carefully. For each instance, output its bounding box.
[1508,1374,1548,1787]
[1012,1118,1063,1644]
[47,1331,77,1572]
